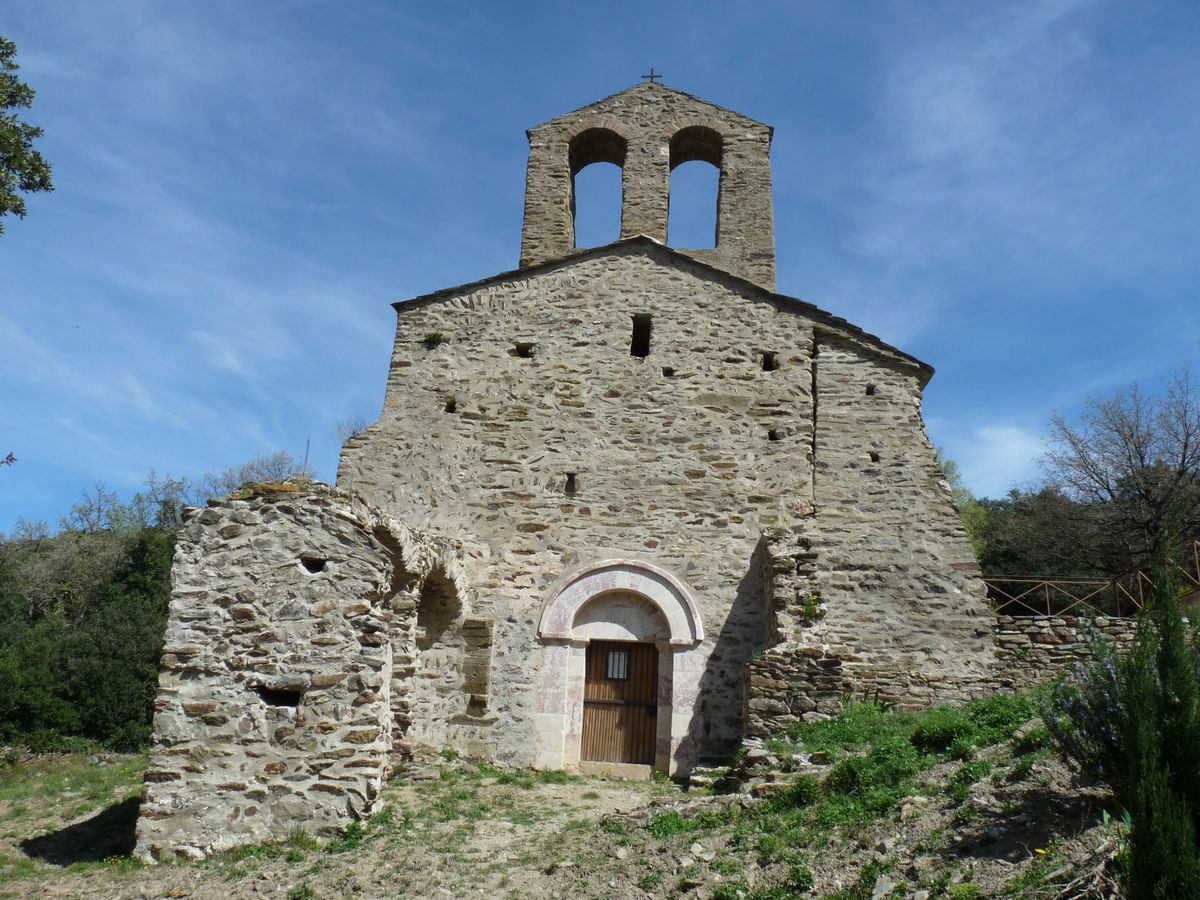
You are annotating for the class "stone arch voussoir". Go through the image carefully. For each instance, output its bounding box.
[539,559,704,646]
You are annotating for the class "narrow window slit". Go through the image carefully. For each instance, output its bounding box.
[444,397,457,413]
[630,315,652,358]
[510,342,535,359]
[761,351,779,372]
[564,473,577,496]
[256,686,303,708]
[299,555,326,574]
[866,384,877,396]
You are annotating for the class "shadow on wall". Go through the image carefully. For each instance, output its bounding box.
[20,797,139,866]
[688,540,771,763]
[407,568,467,747]
[416,569,461,652]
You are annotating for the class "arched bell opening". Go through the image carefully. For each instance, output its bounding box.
[569,127,628,249]
[668,125,723,249]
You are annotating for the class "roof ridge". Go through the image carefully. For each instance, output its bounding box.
[392,237,932,381]
[525,81,771,134]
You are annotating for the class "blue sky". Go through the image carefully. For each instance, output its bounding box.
[2,0,1198,532]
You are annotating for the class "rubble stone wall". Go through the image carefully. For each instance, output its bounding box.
[745,610,1143,739]
[134,484,474,861]
[992,615,1138,691]
[808,336,996,690]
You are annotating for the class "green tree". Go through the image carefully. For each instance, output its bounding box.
[0,36,53,235]
[937,450,988,560]
[974,487,1122,577]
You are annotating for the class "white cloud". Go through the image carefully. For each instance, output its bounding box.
[954,424,1047,498]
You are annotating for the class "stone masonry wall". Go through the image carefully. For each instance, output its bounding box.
[135,484,474,861]
[746,615,1141,739]
[341,244,824,762]
[340,242,993,762]
[520,82,777,289]
[808,336,995,689]
[992,615,1137,692]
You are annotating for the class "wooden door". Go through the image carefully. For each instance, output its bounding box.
[581,641,658,765]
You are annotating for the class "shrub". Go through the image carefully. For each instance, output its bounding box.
[826,734,920,797]
[962,692,1038,745]
[767,774,820,811]
[948,759,992,804]
[1042,629,1130,789]
[787,862,815,891]
[911,708,974,753]
[1043,542,1200,897]
[1013,726,1052,756]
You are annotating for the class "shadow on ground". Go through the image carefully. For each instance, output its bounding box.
[20,797,139,866]
[950,775,1107,863]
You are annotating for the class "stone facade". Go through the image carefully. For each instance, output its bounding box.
[140,82,1021,858]
[334,82,991,769]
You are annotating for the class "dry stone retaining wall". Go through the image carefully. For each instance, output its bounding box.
[745,612,1142,739]
[992,615,1137,692]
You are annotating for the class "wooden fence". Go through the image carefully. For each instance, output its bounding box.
[983,537,1200,617]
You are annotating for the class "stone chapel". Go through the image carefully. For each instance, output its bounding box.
[135,82,995,860]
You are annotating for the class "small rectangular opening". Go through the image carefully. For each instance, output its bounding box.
[511,342,535,359]
[564,472,577,495]
[444,396,457,413]
[256,686,303,708]
[661,366,676,378]
[767,429,782,442]
[868,451,881,463]
[606,649,629,680]
[866,384,877,396]
[630,315,652,358]
[761,351,779,372]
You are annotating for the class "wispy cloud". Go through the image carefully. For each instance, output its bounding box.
[3,0,1197,531]
[947,423,1048,498]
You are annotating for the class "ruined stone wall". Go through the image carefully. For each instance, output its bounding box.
[520,82,776,289]
[135,484,475,861]
[340,245,821,762]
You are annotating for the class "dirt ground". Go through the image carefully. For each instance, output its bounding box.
[0,754,684,899]
[0,746,1119,899]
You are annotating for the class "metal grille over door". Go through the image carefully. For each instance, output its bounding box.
[581,641,657,765]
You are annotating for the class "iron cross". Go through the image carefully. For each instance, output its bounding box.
[641,67,662,84]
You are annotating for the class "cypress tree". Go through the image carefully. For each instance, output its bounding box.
[1124,538,1200,898]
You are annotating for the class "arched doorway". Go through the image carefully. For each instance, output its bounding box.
[534,560,704,777]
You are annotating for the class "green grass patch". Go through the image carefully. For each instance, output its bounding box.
[948,759,993,803]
